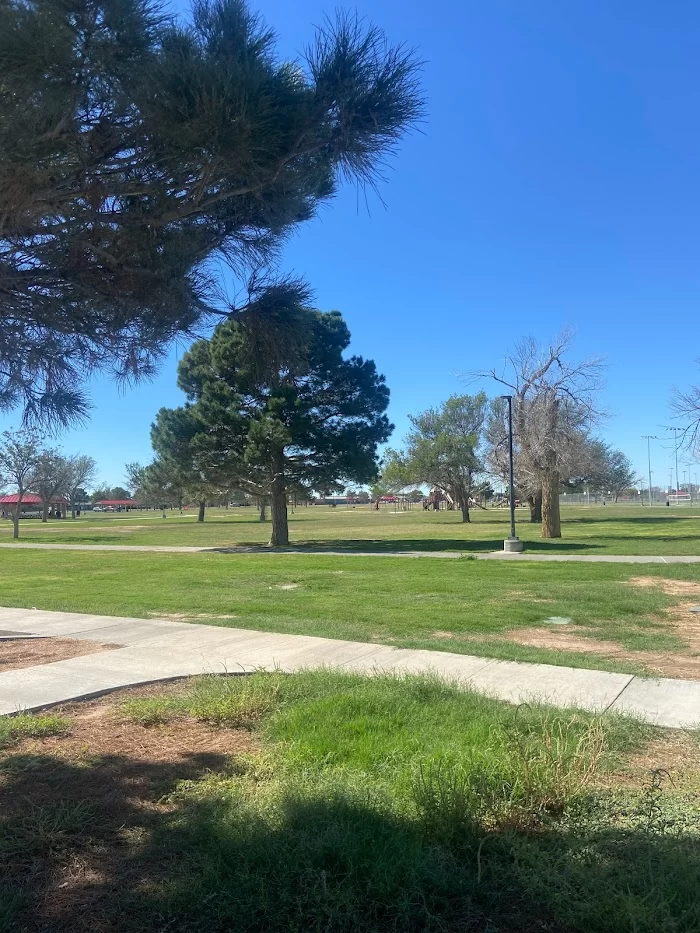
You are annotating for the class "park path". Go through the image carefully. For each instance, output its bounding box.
[0,607,698,728]
[0,542,699,562]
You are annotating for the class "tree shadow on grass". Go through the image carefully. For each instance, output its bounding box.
[210,538,604,554]
[1,751,698,933]
[562,515,697,527]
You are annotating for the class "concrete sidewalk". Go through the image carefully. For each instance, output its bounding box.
[0,607,698,728]
[1,542,699,563]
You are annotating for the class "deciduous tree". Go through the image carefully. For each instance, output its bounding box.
[0,429,42,538]
[384,394,487,522]
[64,454,98,518]
[29,450,68,521]
[475,332,604,538]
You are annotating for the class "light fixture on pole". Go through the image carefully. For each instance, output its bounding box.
[501,395,523,553]
[665,426,683,497]
[641,435,657,508]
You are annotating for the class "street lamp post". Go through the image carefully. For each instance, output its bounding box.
[641,435,657,507]
[501,395,523,553]
[666,427,682,497]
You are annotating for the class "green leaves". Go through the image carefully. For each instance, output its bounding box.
[152,307,391,541]
[0,0,422,424]
[385,394,488,518]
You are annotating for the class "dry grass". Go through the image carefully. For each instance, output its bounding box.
[629,576,700,597]
[0,685,257,930]
[0,637,119,672]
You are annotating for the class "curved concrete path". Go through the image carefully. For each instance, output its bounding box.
[0,542,699,563]
[0,607,698,728]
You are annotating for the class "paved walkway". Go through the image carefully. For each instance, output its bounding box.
[0,608,698,728]
[1,542,699,563]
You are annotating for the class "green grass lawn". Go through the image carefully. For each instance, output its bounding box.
[1,549,699,675]
[3,503,700,554]
[1,671,697,932]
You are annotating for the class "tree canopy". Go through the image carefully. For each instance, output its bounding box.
[152,309,391,544]
[0,429,42,538]
[0,0,422,423]
[383,393,487,522]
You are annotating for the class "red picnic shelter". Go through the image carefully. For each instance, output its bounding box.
[0,494,68,516]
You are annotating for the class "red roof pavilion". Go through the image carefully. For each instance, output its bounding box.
[0,494,66,505]
[96,499,139,507]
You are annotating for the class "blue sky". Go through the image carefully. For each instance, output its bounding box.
[4,0,700,490]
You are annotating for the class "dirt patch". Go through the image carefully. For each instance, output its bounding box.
[502,627,622,655]
[488,576,700,679]
[601,731,700,792]
[0,684,257,931]
[503,590,554,604]
[501,626,700,680]
[629,576,700,597]
[0,637,120,672]
[147,611,238,621]
[272,583,300,590]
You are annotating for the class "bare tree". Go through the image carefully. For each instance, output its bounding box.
[29,450,69,521]
[672,379,700,457]
[473,331,604,538]
[64,455,98,518]
[0,430,43,538]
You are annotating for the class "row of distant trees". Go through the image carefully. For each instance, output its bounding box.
[0,327,644,545]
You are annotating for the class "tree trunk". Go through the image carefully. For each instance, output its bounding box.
[269,457,289,546]
[71,504,76,519]
[456,488,470,523]
[258,498,267,521]
[42,501,48,522]
[12,501,20,539]
[541,473,561,538]
[197,499,205,522]
[528,491,542,523]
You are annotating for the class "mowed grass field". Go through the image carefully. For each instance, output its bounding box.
[2,549,700,677]
[3,503,700,554]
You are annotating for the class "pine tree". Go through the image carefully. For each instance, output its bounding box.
[0,0,422,423]
[152,309,391,545]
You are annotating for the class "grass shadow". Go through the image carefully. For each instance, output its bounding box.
[1,751,698,933]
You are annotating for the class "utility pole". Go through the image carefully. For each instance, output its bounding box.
[641,436,657,507]
[666,426,682,496]
[501,395,522,552]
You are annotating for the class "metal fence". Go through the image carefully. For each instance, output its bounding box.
[559,493,697,506]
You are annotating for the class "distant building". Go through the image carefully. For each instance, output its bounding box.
[0,494,68,517]
[95,499,141,511]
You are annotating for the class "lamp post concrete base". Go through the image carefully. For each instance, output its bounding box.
[503,537,524,553]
